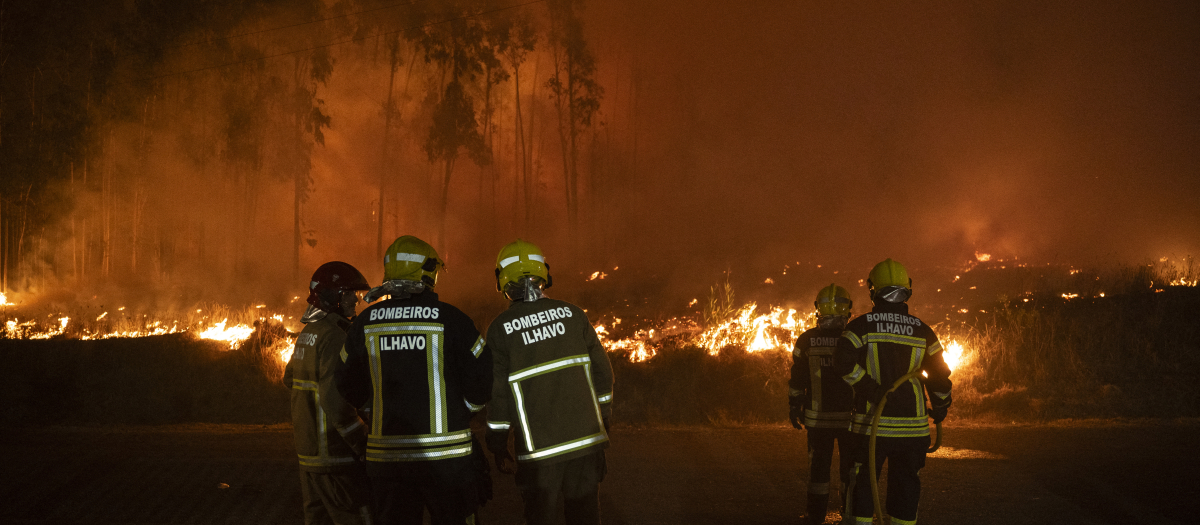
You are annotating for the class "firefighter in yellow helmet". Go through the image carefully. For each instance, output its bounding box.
[833,259,952,525]
[335,236,493,525]
[788,284,855,524]
[484,239,614,525]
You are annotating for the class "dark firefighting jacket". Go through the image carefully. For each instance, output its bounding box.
[833,302,952,438]
[485,298,614,465]
[789,326,855,429]
[282,314,368,473]
[336,291,492,467]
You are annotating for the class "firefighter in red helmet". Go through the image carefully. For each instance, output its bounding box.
[789,284,856,524]
[283,261,374,525]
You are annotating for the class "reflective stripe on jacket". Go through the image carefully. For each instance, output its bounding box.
[282,314,367,472]
[486,298,614,464]
[789,327,855,429]
[833,302,952,438]
[337,291,492,466]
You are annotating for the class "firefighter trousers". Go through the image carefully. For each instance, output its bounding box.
[845,435,928,525]
[299,468,374,525]
[368,455,483,525]
[515,450,607,525]
[804,426,852,520]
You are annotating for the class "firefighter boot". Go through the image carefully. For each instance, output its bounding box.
[806,492,830,525]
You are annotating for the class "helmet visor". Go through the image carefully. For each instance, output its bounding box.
[875,286,912,304]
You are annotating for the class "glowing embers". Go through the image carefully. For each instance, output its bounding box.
[196,319,256,350]
[927,446,1006,460]
[0,292,10,306]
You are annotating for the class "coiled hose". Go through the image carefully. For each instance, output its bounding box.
[868,370,943,522]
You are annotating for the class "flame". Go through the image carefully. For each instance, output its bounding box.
[596,303,811,361]
[1061,293,1079,299]
[942,339,968,372]
[687,298,698,307]
[0,292,9,306]
[196,319,255,349]
[975,252,991,262]
[1170,278,1197,287]
[587,271,607,281]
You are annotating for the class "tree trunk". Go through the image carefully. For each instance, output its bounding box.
[377,40,400,259]
[438,157,457,249]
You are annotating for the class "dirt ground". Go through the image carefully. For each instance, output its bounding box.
[2,420,1197,525]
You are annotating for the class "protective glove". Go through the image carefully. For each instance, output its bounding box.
[789,405,805,430]
[929,405,948,424]
[486,430,516,475]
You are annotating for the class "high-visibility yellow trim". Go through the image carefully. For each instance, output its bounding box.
[864,333,925,347]
[891,516,917,525]
[336,418,364,436]
[292,379,319,391]
[842,364,866,385]
[368,429,472,446]
[843,331,864,348]
[509,354,590,382]
[465,398,485,412]
[487,421,511,430]
[927,340,943,356]
[517,432,607,461]
[470,333,484,359]
[366,443,473,462]
[298,454,358,468]
[597,392,613,404]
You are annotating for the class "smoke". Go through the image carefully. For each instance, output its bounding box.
[3,0,1197,323]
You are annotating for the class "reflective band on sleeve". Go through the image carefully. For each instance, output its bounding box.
[336,419,364,436]
[292,379,319,391]
[933,390,951,399]
[843,331,864,348]
[465,398,485,412]
[597,392,612,404]
[299,454,358,468]
[487,421,511,430]
[842,364,866,385]
[788,387,802,397]
[928,340,944,356]
[470,336,485,358]
[510,355,591,382]
[499,256,520,268]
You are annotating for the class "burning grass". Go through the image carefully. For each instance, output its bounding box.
[0,258,1195,427]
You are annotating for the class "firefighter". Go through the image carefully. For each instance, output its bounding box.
[833,259,952,525]
[789,284,856,525]
[335,236,493,525]
[283,261,374,525]
[484,239,614,525]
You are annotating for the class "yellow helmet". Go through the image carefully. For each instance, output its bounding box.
[495,239,551,292]
[868,258,912,303]
[383,235,443,286]
[814,284,852,317]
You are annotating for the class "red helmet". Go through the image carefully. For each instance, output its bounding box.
[307,261,370,317]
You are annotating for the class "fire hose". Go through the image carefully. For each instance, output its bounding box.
[867,370,943,523]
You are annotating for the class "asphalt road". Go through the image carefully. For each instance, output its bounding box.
[2,420,1196,525]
